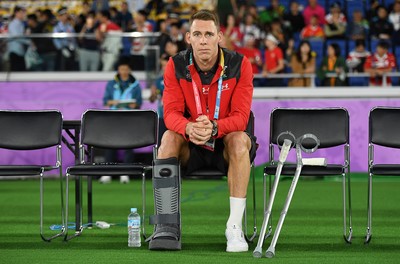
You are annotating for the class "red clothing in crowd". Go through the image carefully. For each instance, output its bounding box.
[300,25,325,39]
[364,52,396,85]
[264,46,284,72]
[236,47,262,73]
[303,4,326,26]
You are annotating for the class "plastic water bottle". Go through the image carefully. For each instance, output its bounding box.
[128,208,141,247]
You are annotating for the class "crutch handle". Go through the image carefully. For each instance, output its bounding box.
[278,139,292,163]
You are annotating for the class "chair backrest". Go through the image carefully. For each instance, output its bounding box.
[0,110,62,150]
[81,109,158,149]
[270,108,349,149]
[369,107,400,148]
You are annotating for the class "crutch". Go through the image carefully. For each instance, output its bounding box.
[265,134,327,258]
[253,137,293,258]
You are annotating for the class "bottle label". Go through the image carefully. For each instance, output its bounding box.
[128,219,140,228]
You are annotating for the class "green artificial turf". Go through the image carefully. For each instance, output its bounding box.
[1,172,400,264]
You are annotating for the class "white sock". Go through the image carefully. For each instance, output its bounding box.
[226,196,246,230]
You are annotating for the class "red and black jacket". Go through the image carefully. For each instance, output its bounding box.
[163,47,254,139]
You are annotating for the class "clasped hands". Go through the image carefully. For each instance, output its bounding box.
[186,115,214,145]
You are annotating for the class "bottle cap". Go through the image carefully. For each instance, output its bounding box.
[131,208,137,213]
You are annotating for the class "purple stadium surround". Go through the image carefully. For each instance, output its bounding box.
[1,81,400,172]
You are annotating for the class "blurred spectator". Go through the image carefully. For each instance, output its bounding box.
[317,43,347,87]
[217,0,240,23]
[270,18,290,52]
[366,0,380,21]
[370,6,393,40]
[78,11,100,71]
[100,58,142,184]
[348,10,369,41]
[364,41,396,86]
[389,1,400,46]
[8,6,30,71]
[130,9,153,71]
[236,33,262,74]
[96,10,122,71]
[145,0,165,21]
[120,1,134,32]
[259,0,285,26]
[221,13,243,50]
[91,0,110,12]
[160,39,178,62]
[74,1,91,33]
[262,34,285,87]
[153,19,170,55]
[300,15,324,40]
[288,40,316,87]
[324,2,347,39]
[239,13,261,43]
[303,0,325,26]
[110,7,122,27]
[346,40,371,73]
[169,22,186,52]
[283,1,305,35]
[53,7,77,71]
[26,12,57,71]
[164,0,181,14]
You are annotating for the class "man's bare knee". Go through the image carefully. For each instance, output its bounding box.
[158,130,186,159]
[224,132,251,158]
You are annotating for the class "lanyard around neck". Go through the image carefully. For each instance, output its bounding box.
[189,50,225,120]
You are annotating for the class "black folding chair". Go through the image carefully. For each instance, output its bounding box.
[365,106,400,243]
[264,108,352,243]
[65,109,158,240]
[183,111,258,242]
[0,110,64,241]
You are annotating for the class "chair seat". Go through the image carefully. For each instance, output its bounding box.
[370,164,400,176]
[264,163,344,176]
[0,165,46,176]
[67,163,150,176]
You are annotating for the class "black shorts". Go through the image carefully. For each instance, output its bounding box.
[184,133,257,176]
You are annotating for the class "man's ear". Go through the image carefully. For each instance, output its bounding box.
[185,31,191,45]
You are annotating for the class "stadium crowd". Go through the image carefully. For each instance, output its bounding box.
[0,0,399,87]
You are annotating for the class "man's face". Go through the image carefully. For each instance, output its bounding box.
[118,65,131,80]
[186,19,222,63]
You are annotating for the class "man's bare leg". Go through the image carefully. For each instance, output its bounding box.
[223,131,252,252]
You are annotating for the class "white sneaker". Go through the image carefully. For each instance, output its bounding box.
[225,225,248,252]
[99,176,112,184]
[120,175,130,184]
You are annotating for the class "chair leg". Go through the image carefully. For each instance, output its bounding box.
[142,170,147,240]
[64,174,84,241]
[244,163,257,242]
[365,172,373,244]
[343,171,352,243]
[264,172,272,238]
[40,168,66,242]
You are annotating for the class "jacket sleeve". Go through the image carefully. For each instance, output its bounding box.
[103,81,113,106]
[133,83,143,109]
[216,56,254,137]
[163,57,190,138]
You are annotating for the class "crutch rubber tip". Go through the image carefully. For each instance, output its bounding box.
[252,250,262,258]
[265,249,275,258]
